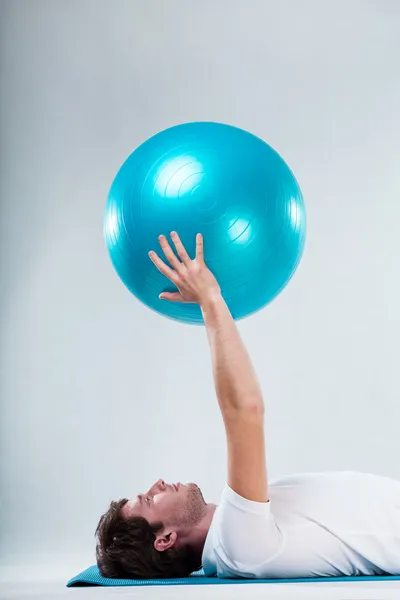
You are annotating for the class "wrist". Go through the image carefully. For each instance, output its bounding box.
[199,290,223,310]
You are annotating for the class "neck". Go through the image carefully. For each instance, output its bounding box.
[181,503,217,556]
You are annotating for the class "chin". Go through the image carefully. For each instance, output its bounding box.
[188,482,206,503]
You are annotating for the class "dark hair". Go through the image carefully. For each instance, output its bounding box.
[95,499,202,579]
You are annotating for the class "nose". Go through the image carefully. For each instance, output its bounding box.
[149,479,166,494]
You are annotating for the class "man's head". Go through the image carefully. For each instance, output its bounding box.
[95,479,214,579]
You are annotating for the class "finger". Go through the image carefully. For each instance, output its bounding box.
[158,235,183,271]
[148,251,179,283]
[196,233,204,261]
[159,292,186,303]
[170,231,191,266]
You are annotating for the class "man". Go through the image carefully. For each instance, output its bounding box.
[96,231,400,580]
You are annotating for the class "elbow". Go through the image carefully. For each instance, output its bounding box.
[223,395,265,417]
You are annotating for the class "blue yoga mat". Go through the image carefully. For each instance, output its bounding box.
[67,566,400,587]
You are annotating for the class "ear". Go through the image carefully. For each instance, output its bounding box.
[154,531,178,552]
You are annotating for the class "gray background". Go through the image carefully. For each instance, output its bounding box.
[1,0,399,583]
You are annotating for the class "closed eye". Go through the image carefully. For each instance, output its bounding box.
[146,496,152,504]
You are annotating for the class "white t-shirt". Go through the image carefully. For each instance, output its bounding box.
[202,471,400,578]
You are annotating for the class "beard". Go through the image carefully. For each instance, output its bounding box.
[177,483,207,527]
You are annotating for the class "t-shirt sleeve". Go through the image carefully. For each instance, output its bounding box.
[210,483,285,572]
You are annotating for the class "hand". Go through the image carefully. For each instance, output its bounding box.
[148,232,221,305]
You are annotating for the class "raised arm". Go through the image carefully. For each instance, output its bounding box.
[149,232,268,503]
[200,293,268,502]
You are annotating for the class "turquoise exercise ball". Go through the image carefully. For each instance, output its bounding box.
[104,122,306,325]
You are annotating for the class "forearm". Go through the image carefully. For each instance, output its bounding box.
[201,294,264,413]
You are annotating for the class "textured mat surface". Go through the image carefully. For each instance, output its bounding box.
[67,565,400,587]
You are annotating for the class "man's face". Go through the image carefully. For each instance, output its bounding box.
[121,479,207,534]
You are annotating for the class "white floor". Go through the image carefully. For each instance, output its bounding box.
[2,580,400,600]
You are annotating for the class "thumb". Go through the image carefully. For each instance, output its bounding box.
[159,292,185,303]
